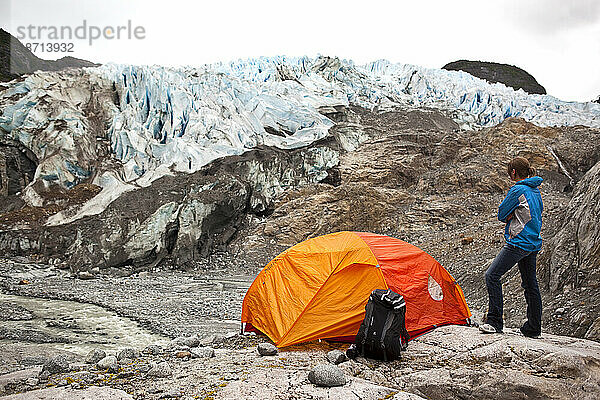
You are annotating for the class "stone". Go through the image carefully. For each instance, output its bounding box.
[198,334,217,346]
[143,344,163,355]
[70,371,97,384]
[539,159,600,338]
[42,355,70,374]
[257,343,278,356]
[37,371,50,382]
[181,336,200,348]
[96,356,118,373]
[137,364,151,373]
[555,307,566,315]
[85,349,106,365]
[461,236,474,245]
[308,364,347,387]
[326,349,348,365]
[169,335,199,349]
[175,351,191,359]
[78,271,94,280]
[147,362,172,378]
[117,348,139,361]
[190,347,215,359]
[25,377,38,386]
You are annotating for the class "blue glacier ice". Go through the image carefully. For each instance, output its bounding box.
[98,55,600,180]
[1,55,599,221]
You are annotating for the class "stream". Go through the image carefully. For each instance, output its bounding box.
[0,293,170,356]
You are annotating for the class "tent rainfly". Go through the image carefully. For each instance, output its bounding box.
[241,231,471,347]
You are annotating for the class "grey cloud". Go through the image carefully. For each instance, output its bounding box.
[503,0,600,34]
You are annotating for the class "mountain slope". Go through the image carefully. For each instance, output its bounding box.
[443,60,546,95]
[0,28,98,82]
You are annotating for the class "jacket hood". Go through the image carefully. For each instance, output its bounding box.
[516,176,543,188]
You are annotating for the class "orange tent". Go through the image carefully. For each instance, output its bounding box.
[241,231,471,347]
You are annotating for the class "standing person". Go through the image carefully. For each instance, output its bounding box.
[479,157,543,338]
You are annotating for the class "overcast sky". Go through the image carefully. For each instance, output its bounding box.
[1,0,599,102]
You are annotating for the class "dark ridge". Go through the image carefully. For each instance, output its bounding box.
[442,60,546,95]
[0,28,99,82]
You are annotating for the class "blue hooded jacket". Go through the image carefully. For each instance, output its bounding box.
[497,176,543,252]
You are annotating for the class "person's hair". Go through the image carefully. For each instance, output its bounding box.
[507,157,535,179]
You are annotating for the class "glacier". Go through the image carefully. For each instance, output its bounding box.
[1,55,600,222]
[97,55,600,183]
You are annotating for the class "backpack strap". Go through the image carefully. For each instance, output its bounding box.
[359,300,375,355]
[380,310,396,361]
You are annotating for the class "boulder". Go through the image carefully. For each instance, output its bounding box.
[308,363,347,387]
[190,347,215,359]
[96,356,118,373]
[326,349,348,365]
[257,343,278,356]
[41,355,69,374]
[169,336,200,349]
[539,160,600,339]
[174,351,191,359]
[142,345,163,355]
[147,362,172,378]
[116,348,139,361]
[84,349,106,365]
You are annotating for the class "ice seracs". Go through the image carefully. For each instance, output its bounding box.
[1,56,599,223]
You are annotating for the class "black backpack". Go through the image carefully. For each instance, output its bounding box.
[349,289,410,361]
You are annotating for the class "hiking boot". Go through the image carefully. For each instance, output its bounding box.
[478,323,502,334]
[519,327,541,339]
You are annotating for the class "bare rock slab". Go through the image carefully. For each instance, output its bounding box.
[0,385,133,399]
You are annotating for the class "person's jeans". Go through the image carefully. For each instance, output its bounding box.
[484,244,542,335]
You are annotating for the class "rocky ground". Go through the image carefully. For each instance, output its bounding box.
[1,323,599,399]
